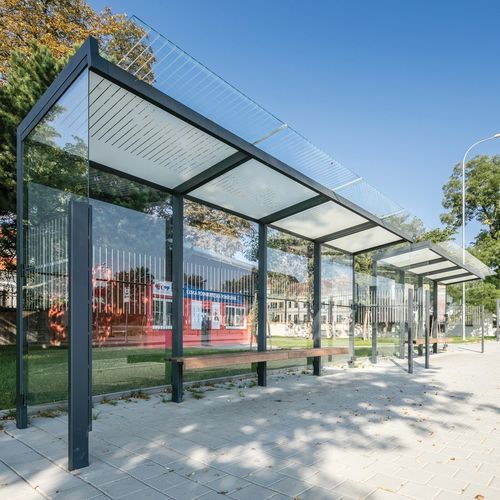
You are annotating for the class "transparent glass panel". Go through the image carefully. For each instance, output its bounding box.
[88,167,172,395]
[407,261,451,274]
[89,72,237,189]
[428,269,466,280]
[328,226,401,254]
[320,247,351,364]
[273,201,367,240]
[440,275,477,285]
[190,159,317,220]
[183,200,258,380]
[23,70,89,405]
[267,228,313,353]
[379,248,439,267]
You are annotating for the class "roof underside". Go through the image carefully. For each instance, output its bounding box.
[89,71,406,254]
[375,243,489,284]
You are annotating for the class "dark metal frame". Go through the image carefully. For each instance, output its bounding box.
[171,194,184,402]
[370,260,377,364]
[312,242,322,375]
[68,201,92,471]
[424,289,430,369]
[407,288,414,374]
[257,223,268,386]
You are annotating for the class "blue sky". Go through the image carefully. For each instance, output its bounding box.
[89,0,499,243]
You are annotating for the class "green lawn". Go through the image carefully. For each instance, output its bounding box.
[1,335,494,410]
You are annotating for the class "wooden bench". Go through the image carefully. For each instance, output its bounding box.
[407,337,453,355]
[169,347,349,370]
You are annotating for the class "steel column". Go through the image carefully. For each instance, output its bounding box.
[481,305,485,354]
[16,131,27,429]
[398,270,406,359]
[349,255,356,363]
[432,281,439,353]
[68,200,92,471]
[257,223,268,386]
[424,289,430,369]
[496,298,499,341]
[370,261,377,364]
[407,288,414,374]
[417,276,424,340]
[312,242,322,375]
[171,194,184,402]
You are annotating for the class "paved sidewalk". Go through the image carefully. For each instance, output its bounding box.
[1,343,499,499]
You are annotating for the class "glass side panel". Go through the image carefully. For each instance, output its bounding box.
[183,200,258,380]
[267,228,313,352]
[88,167,172,394]
[23,70,89,405]
[320,247,351,364]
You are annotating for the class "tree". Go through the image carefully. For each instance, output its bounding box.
[0,0,154,82]
[439,155,500,312]
[440,155,499,239]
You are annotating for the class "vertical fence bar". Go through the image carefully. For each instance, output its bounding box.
[425,289,430,369]
[407,288,414,374]
[481,305,485,354]
[370,260,377,364]
[68,200,92,471]
[257,223,268,386]
[171,194,184,402]
[312,242,321,376]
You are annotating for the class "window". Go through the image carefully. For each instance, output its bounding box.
[225,305,246,329]
[153,298,172,329]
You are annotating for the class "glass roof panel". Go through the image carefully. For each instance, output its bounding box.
[89,72,237,188]
[409,261,452,274]
[272,201,367,240]
[379,248,439,267]
[190,159,317,220]
[429,269,467,280]
[326,226,401,254]
[100,16,426,235]
[440,275,478,284]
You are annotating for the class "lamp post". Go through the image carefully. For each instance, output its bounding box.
[460,133,500,339]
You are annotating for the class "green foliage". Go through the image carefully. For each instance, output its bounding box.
[440,155,499,238]
[0,42,64,216]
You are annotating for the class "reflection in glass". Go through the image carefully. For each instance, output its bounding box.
[267,229,313,350]
[23,70,89,405]
[89,167,172,394]
[183,200,258,356]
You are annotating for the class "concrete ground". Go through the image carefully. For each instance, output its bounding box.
[1,343,499,500]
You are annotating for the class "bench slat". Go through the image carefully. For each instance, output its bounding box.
[169,346,349,370]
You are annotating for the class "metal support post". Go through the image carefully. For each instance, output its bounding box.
[349,256,356,363]
[496,298,499,341]
[407,288,414,374]
[399,270,405,359]
[312,242,322,375]
[68,200,92,471]
[481,305,485,354]
[16,132,27,429]
[171,194,184,403]
[424,289,430,369]
[370,261,377,364]
[257,223,268,386]
[432,281,438,354]
[417,276,424,339]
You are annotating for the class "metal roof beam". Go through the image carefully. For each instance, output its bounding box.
[316,221,376,244]
[260,195,329,224]
[174,152,250,194]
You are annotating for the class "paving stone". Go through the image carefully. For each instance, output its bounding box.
[163,478,213,500]
[205,474,251,494]
[229,482,277,500]
[398,480,441,499]
[99,476,147,498]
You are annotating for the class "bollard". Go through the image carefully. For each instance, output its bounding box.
[481,305,485,354]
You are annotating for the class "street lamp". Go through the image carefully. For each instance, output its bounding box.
[460,133,500,339]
